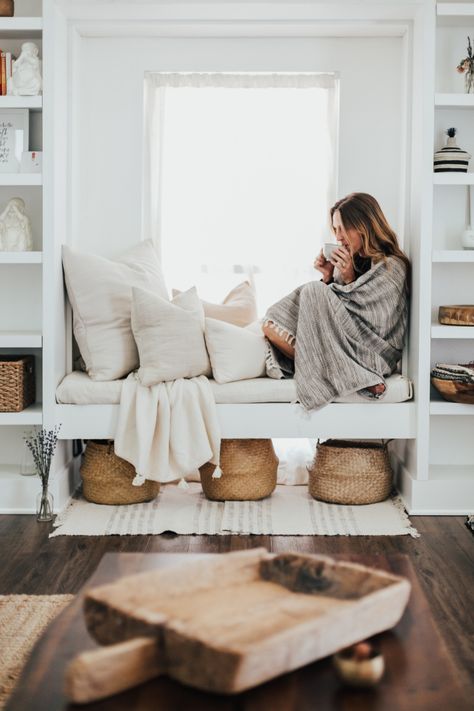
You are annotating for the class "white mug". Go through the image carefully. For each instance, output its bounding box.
[323,242,338,260]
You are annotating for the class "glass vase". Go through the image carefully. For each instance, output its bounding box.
[36,486,54,522]
[465,63,474,94]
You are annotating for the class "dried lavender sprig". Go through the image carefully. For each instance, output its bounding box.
[24,425,61,487]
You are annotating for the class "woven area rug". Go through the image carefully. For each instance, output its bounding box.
[50,484,419,537]
[0,595,74,709]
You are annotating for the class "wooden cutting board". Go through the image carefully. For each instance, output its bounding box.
[438,305,474,326]
[66,548,411,703]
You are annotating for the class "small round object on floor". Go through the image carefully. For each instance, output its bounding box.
[333,642,385,687]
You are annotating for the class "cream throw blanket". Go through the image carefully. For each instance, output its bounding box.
[114,373,221,484]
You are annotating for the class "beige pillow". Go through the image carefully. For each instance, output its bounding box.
[62,240,168,381]
[173,281,257,327]
[132,286,211,386]
[204,317,266,384]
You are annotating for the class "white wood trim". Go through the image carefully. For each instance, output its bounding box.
[0,404,42,425]
[430,400,474,415]
[433,173,474,185]
[58,2,423,23]
[55,402,417,440]
[0,252,42,263]
[0,96,42,110]
[435,93,474,108]
[0,17,42,37]
[0,174,42,185]
[437,3,474,18]
[432,250,474,262]
[0,330,42,347]
[431,324,474,339]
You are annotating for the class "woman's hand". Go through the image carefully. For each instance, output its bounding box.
[313,249,334,284]
[330,245,356,284]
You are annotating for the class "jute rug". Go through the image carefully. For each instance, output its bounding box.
[50,484,419,538]
[0,595,74,709]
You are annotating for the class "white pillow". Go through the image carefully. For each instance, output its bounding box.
[132,286,211,386]
[62,240,168,381]
[173,281,258,327]
[204,317,266,384]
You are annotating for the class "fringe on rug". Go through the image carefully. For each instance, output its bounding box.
[391,494,420,538]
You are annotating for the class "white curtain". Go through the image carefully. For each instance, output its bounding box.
[143,72,338,313]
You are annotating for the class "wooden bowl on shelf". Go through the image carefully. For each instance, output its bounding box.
[438,305,474,326]
[431,377,474,405]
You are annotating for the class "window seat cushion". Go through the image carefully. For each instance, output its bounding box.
[56,371,413,406]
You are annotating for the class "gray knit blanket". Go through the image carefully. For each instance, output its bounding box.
[264,257,409,410]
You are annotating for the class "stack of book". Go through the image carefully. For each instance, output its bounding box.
[0,51,14,95]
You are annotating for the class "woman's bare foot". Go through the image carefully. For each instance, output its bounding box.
[366,383,386,396]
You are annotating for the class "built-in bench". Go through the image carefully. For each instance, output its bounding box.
[55,371,415,441]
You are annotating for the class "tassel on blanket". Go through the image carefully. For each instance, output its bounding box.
[212,466,223,479]
[178,478,190,490]
[132,473,146,487]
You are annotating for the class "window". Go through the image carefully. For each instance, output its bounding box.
[144,73,338,314]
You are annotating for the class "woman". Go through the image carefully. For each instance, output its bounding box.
[262,192,410,410]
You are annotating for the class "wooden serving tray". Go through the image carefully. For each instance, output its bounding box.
[438,305,474,326]
[67,548,411,703]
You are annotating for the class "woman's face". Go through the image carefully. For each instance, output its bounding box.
[332,210,363,256]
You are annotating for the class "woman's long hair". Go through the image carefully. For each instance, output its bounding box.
[330,193,410,280]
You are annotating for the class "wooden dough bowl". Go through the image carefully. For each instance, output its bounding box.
[431,377,474,404]
[66,548,411,704]
[438,305,474,326]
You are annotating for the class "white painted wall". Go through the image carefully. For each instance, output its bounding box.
[73,36,404,255]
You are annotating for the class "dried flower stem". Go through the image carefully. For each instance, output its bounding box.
[24,425,61,488]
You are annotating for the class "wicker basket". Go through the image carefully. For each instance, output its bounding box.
[0,355,35,412]
[80,440,160,505]
[199,439,278,501]
[0,1,13,17]
[308,439,393,505]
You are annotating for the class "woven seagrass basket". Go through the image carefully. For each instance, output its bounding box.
[80,440,160,505]
[199,439,279,501]
[0,355,35,412]
[308,439,393,505]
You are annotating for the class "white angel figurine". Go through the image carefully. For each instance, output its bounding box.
[0,198,33,251]
[12,42,42,96]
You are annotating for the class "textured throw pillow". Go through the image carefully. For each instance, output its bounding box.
[62,240,168,381]
[204,317,266,384]
[132,286,211,386]
[173,281,257,327]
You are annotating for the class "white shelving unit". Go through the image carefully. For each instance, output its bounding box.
[424,1,474,512]
[0,5,44,513]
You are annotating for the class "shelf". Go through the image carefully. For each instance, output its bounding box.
[0,251,42,263]
[0,330,42,347]
[431,323,474,339]
[429,464,474,480]
[430,399,474,415]
[433,250,474,262]
[0,403,42,425]
[437,3,474,18]
[0,173,42,186]
[0,96,42,110]
[435,94,474,108]
[0,17,42,38]
[433,173,474,185]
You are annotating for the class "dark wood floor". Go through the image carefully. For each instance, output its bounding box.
[1,515,473,694]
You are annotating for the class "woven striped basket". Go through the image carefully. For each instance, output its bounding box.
[80,440,160,505]
[199,439,278,501]
[308,439,393,505]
